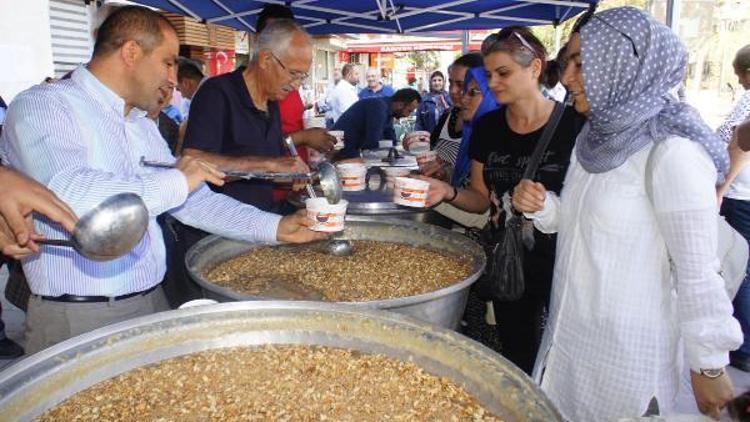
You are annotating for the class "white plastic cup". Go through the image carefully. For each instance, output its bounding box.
[336,163,367,191]
[404,131,431,150]
[416,150,438,169]
[408,141,431,154]
[328,130,345,150]
[305,198,348,232]
[379,139,394,149]
[304,116,326,129]
[383,167,410,190]
[393,177,430,208]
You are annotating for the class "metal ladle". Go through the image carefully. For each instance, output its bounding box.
[36,193,149,261]
[281,138,351,256]
[140,157,343,205]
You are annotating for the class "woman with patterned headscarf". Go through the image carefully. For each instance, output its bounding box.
[512,7,742,420]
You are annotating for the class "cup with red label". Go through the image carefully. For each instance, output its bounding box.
[393,177,430,208]
[305,197,349,232]
[336,163,366,191]
[415,150,438,171]
[403,131,431,151]
[383,166,411,190]
[328,130,345,150]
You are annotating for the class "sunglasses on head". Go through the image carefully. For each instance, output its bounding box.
[573,7,639,59]
[482,30,537,57]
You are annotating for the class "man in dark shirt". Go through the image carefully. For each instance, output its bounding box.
[333,88,421,159]
[182,19,324,213]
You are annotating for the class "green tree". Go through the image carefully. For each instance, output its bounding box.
[407,51,440,71]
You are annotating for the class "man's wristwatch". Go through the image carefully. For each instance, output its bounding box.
[698,368,725,379]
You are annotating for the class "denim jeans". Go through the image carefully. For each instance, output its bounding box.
[721,197,750,357]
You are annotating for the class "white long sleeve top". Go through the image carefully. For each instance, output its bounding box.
[329,80,359,123]
[527,136,742,421]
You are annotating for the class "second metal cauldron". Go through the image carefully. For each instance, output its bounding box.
[185,218,485,329]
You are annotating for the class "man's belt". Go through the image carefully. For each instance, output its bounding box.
[39,284,160,303]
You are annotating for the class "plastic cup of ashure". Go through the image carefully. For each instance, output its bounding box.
[415,150,438,170]
[383,167,411,190]
[408,141,431,154]
[328,130,345,150]
[336,163,367,191]
[393,177,430,208]
[404,131,431,150]
[305,197,349,232]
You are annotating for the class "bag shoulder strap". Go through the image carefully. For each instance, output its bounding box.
[523,101,566,180]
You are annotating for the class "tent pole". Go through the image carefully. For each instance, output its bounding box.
[461,30,469,53]
[666,0,680,30]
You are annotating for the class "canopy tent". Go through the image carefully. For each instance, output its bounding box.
[130,0,598,34]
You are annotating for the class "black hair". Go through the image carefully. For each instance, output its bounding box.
[727,390,750,421]
[541,42,568,89]
[572,3,599,34]
[92,5,175,58]
[452,52,483,69]
[392,88,421,104]
[342,63,356,78]
[430,71,445,80]
[257,4,295,33]
[177,60,204,82]
[734,45,750,75]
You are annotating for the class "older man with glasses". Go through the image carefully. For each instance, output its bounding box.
[181,19,325,215]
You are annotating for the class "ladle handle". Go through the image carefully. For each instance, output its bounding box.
[36,238,75,248]
[139,157,176,169]
[283,136,317,199]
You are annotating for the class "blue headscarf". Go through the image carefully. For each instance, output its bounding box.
[575,7,728,181]
[451,67,501,186]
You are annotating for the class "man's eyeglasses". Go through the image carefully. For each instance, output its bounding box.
[271,52,309,81]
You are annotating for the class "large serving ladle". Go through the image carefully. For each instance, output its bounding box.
[36,193,149,261]
[140,157,342,205]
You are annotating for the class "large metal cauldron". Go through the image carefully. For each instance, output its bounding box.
[0,302,562,421]
[186,218,485,329]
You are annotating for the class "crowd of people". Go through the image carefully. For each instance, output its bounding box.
[1,2,750,421]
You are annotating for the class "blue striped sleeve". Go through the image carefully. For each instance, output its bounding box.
[4,88,189,217]
[170,184,281,244]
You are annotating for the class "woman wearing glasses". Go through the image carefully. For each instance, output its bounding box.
[513,7,741,420]
[421,27,585,375]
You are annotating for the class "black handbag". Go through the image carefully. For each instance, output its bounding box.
[479,102,566,302]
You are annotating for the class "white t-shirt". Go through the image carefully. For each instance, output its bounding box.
[329,80,359,123]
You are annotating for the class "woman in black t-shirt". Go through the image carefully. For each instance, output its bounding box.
[422,27,584,374]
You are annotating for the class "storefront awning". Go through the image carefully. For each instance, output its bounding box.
[130,0,597,34]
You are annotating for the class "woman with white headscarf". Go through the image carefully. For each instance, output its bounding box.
[512,7,742,421]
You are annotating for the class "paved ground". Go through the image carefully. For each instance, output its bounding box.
[0,267,749,419]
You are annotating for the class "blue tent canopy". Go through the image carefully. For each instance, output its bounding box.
[131,0,597,34]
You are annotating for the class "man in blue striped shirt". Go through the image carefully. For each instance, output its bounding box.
[0,6,325,354]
